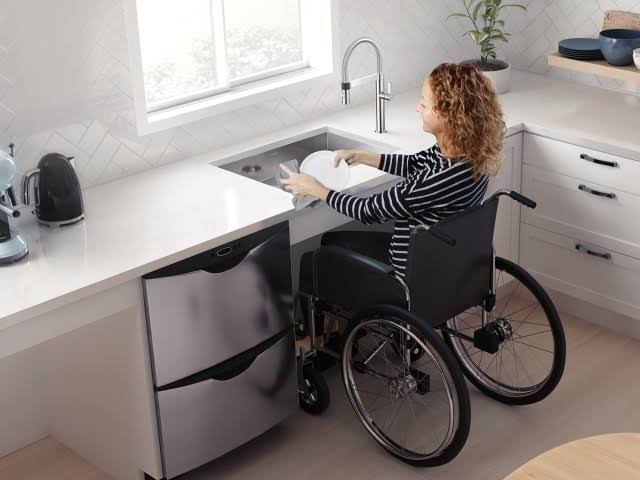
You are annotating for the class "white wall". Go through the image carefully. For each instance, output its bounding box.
[0,0,638,190]
[0,0,478,189]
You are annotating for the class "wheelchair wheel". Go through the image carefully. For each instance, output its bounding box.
[443,256,566,405]
[341,305,470,467]
[299,364,330,415]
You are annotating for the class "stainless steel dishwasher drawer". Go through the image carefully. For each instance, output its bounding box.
[156,329,296,479]
[143,222,292,387]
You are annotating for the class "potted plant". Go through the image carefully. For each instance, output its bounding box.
[447,0,526,94]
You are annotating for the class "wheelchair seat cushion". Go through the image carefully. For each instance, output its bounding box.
[309,245,407,311]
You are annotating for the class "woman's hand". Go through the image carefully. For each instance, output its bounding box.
[334,150,381,168]
[279,165,330,201]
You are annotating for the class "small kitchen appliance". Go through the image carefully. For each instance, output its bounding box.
[22,153,84,227]
[0,144,28,264]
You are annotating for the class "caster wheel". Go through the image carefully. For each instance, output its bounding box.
[299,365,330,415]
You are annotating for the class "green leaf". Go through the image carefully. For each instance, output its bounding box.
[498,4,527,12]
[470,31,490,44]
[446,12,469,20]
[472,0,483,21]
[464,29,481,39]
[489,34,509,42]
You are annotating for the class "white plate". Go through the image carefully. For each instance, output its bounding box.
[299,150,350,191]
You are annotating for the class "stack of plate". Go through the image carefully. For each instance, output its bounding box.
[559,38,603,60]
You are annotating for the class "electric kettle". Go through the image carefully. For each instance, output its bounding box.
[22,153,84,227]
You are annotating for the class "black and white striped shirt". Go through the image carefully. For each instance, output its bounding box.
[326,145,489,277]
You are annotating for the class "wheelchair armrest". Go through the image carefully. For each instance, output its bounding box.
[313,246,407,310]
[319,245,395,276]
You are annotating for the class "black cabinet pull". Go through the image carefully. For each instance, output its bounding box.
[575,244,611,260]
[578,184,616,199]
[581,153,618,168]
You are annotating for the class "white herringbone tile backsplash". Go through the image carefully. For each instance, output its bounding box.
[498,0,640,92]
[0,0,638,189]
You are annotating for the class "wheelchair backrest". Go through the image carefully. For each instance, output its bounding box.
[405,197,499,327]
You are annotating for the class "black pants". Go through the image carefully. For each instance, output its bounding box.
[320,231,392,265]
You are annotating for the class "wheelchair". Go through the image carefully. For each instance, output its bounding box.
[295,189,566,466]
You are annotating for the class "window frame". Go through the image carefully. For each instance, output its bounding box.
[125,0,339,135]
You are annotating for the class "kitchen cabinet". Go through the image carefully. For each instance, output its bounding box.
[521,133,640,321]
[522,164,640,259]
[520,223,640,320]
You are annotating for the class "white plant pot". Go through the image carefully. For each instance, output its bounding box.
[462,59,512,95]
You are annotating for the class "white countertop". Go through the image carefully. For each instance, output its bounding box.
[2,70,640,330]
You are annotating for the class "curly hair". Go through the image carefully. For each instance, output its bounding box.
[429,63,506,177]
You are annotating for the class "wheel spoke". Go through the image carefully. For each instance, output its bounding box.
[513,329,551,341]
[343,317,460,460]
[503,301,538,319]
[497,277,522,319]
[444,262,561,400]
[506,340,537,388]
[510,339,553,354]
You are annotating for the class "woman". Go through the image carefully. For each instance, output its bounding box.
[281,63,506,278]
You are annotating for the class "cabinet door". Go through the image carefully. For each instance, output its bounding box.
[487,133,522,262]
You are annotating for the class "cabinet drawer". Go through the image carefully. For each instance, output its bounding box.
[524,134,640,196]
[520,223,640,320]
[522,164,640,258]
[156,330,297,479]
[143,224,293,387]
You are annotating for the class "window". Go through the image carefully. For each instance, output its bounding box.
[126,0,337,134]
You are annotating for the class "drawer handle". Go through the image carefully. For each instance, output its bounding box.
[215,246,233,257]
[156,328,291,392]
[580,153,618,168]
[575,244,611,260]
[578,184,616,200]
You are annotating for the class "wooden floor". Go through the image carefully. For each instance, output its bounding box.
[2,312,640,480]
[0,437,110,480]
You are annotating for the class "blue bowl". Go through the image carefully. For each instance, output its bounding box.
[599,29,640,66]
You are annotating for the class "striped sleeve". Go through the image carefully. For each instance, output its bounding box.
[326,181,413,225]
[380,152,429,178]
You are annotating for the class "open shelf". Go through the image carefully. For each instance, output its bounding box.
[548,52,640,84]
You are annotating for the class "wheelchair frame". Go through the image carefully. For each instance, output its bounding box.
[296,189,521,393]
[294,188,567,466]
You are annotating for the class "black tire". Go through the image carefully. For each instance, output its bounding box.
[341,305,471,467]
[299,364,330,415]
[443,256,566,405]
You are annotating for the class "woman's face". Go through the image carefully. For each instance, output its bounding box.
[416,78,440,134]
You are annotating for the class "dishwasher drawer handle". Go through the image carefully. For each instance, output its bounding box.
[578,184,616,200]
[580,153,618,168]
[575,243,612,260]
[156,328,291,391]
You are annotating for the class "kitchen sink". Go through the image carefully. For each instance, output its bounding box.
[214,129,393,188]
